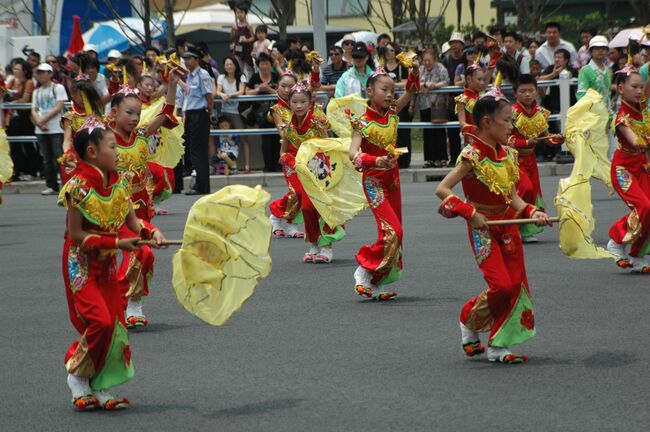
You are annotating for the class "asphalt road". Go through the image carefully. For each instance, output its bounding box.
[1,176,648,431]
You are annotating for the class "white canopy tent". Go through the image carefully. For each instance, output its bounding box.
[174,3,272,35]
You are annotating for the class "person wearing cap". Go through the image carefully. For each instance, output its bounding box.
[442,32,466,164]
[334,41,374,98]
[30,62,68,195]
[108,49,122,63]
[341,34,356,65]
[576,35,611,103]
[176,46,214,195]
[83,44,99,59]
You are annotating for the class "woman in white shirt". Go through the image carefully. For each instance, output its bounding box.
[216,55,250,173]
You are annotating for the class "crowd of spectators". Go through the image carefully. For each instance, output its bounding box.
[1,4,645,194]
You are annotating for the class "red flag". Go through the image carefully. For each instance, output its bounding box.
[67,15,84,55]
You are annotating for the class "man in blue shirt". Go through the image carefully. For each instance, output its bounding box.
[176,46,214,195]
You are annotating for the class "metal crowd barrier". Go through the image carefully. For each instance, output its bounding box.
[2,77,576,142]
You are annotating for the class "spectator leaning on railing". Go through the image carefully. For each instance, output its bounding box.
[31,62,68,195]
[335,41,374,98]
[320,45,349,95]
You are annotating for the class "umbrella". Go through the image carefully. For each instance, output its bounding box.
[171,185,273,326]
[67,15,85,55]
[82,18,167,60]
[608,27,650,49]
[336,31,380,49]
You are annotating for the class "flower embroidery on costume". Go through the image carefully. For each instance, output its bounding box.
[471,228,491,264]
[284,163,295,177]
[520,309,535,330]
[364,176,385,208]
[616,166,633,192]
[68,247,89,293]
[123,345,132,367]
[308,153,332,181]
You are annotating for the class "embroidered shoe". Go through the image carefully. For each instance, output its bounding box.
[285,223,305,238]
[522,235,538,243]
[95,390,129,410]
[314,246,333,263]
[270,215,287,238]
[487,347,528,364]
[303,244,319,263]
[462,341,486,357]
[126,316,139,329]
[355,285,374,298]
[354,266,374,298]
[630,256,650,273]
[375,291,397,301]
[72,395,99,411]
[607,239,632,268]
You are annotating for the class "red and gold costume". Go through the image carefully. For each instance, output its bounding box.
[277,106,343,245]
[58,161,154,391]
[59,103,104,184]
[113,126,172,311]
[352,104,404,286]
[439,137,537,349]
[609,100,650,258]
[507,101,551,238]
[268,97,302,224]
[455,88,481,138]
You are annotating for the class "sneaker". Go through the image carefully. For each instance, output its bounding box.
[230,167,238,175]
[41,187,57,196]
[245,165,251,174]
[606,239,631,268]
[314,246,333,263]
[629,256,650,273]
[284,223,305,238]
[487,346,528,364]
[522,236,538,243]
[303,244,319,263]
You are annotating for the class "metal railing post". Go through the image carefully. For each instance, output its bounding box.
[558,70,572,152]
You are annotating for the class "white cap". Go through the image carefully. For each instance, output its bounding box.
[342,34,355,43]
[107,49,122,59]
[441,42,451,55]
[448,32,465,45]
[35,62,53,72]
[84,43,98,53]
[589,35,609,49]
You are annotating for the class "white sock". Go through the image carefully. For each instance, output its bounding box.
[487,346,512,362]
[460,322,480,344]
[67,373,91,398]
[126,299,143,318]
[93,389,116,405]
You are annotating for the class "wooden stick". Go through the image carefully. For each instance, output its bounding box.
[135,239,183,246]
[486,216,559,226]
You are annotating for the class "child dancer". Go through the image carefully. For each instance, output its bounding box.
[508,74,563,242]
[59,77,106,183]
[268,65,320,238]
[606,66,650,273]
[281,81,342,263]
[349,64,420,300]
[435,91,551,363]
[110,68,181,328]
[456,62,486,140]
[60,119,166,410]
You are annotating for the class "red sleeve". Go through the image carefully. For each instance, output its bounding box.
[108,79,121,96]
[158,103,179,129]
[508,129,529,149]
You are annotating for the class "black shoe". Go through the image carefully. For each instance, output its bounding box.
[185,189,203,196]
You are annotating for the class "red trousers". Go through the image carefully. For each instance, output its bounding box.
[277,154,322,243]
[459,211,535,348]
[609,154,650,257]
[63,238,133,388]
[117,224,155,302]
[516,153,543,207]
[355,167,403,285]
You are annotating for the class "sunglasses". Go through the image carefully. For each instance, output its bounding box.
[329,52,341,56]
[343,41,354,46]
[352,54,366,59]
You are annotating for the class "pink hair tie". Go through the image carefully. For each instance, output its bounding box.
[369,67,388,79]
[290,81,309,94]
[74,74,90,82]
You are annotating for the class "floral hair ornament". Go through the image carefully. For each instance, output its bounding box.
[74,73,90,82]
[369,67,389,79]
[117,85,138,96]
[616,40,639,77]
[281,69,298,79]
[78,116,107,135]
[481,72,508,102]
[289,80,309,94]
